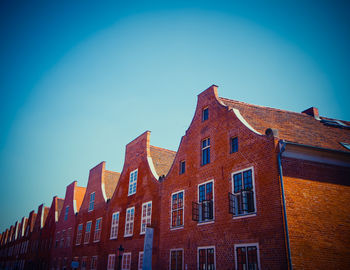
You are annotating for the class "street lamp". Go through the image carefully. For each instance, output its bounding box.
[117,245,124,270]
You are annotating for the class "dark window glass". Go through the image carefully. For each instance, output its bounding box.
[243,170,252,190]
[201,138,210,165]
[202,108,209,121]
[179,160,185,174]
[234,173,242,193]
[231,137,238,153]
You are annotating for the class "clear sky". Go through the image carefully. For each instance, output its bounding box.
[0,0,349,232]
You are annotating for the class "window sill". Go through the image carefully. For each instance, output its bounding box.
[232,213,256,220]
[124,234,133,238]
[197,220,214,226]
[109,237,118,240]
[170,226,184,231]
[93,240,100,243]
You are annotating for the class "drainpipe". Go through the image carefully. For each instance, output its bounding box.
[277,140,293,270]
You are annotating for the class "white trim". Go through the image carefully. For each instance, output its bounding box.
[55,211,58,222]
[73,200,77,214]
[231,166,257,218]
[124,207,135,237]
[107,254,116,270]
[169,248,184,270]
[88,192,95,212]
[197,246,216,270]
[147,156,159,180]
[138,251,144,270]
[101,183,107,202]
[110,211,120,240]
[75,223,83,246]
[140,201,152,235]
[231,108,262,135]
[84,220,92,244]
[197,179,215,223]
[93,217,102,242]
[128,169,138,196]
[170,190,185,229]
[122,252,132,270]
[234,242,260,270]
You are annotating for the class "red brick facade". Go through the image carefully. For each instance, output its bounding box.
[1,85,349,270]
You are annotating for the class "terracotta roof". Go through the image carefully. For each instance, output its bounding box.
[150,145,177,176]
[219,97,350,152]
[57,198,65,218]
[104,171,121,199]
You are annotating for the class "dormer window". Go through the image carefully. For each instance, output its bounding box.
[202,107,209,121]
[89,192,95,211]
[128,169,138,196]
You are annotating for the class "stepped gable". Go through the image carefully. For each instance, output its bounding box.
[56,198,65,219]
[104,170,120,199]
[150,145,176,177]
[219,97,350,152]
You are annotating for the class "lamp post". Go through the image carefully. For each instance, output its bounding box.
[117,245,124,270]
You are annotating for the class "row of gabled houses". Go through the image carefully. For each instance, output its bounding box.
[0,85,350,270]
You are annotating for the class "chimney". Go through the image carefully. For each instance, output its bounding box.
[302,107,319,119]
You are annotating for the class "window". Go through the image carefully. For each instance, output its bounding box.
[170,249,183,270]
[141,201,152,234]
[202,107,209,121]
[60,230,65,248]
[93,218,102,242]
[110,212,120,239]
[66,228,71,247]
[91,256,97,270]
[229,168,256,217]
[230,137,238,153]
[76,224,83,245]
[138,252,144,270]
[124,207,135,237]
[235,244,259,270]
[192,181,214,223]
[179,160,185,174]
[84,221,92,244]
[201,138,210,165]
[81,257,87,270]
[64,206,69,221]
[171,191,184,228]
[122,252,131,270]
[128,169,138,196]
[89,192,95,211]
[198,246,215,270]
[55,232,60,248]
[107,254,116,270]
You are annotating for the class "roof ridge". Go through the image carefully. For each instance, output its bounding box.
[150,145,176,154]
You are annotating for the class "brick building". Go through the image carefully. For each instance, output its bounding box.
[0,84,349,269]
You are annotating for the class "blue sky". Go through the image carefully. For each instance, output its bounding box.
[0,0,349,232]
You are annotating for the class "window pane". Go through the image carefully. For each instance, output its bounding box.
[243,170,252,190]
[234,173,242,193]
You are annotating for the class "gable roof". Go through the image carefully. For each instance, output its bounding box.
[219,97,350,152]
[150,145,177,176]
[104,170,121,199]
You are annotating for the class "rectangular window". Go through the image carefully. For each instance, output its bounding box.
[201,138,210,165]
[202,107,209,121]
[124,207,135,237]
[122,252,131,270]
[66,228,71,247]
[81,257,87,270]
[170,249,183,270]
[84,221,92,244]
[89,192,95,211]
[229,168,256,216]
[198,246,215,270]
[110,212,120,239]
[60,230,65,248]
[91,256,97,270]
[93,218,102,242]
[141,201,152,234]
[107,254,116,270]
[171,191,184,228]
[179,160,185,174]
[138,251,144,270]
[55,232,60,248]
[193,181,214,223]
[128,169,138,196]
[230,137,238,153]
[235,244,259,270]
[76,224,83,245]
[64,206,69,221]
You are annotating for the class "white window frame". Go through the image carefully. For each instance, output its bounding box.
[234,243,260,270]
[93,217,102,242]
[231,166,257,219]
[60,230,65,248]
[66,227,72,247]
[76,224,83,245]
[107,254,116,270]
[121,252,131,270]
[197,246,216,270]
[140,201,152,235]
[201,137,211,165]
[138,251,144,270]
[197,179,215,224]
[89,192,95,211]
[124,207,135,237]
[169,248,184,270]
[91,255,98,270]
[84,221,92,244]
[170,190,185,229]
[128,169,138,196]
[81,256,87,270]
[110,211,120,239]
